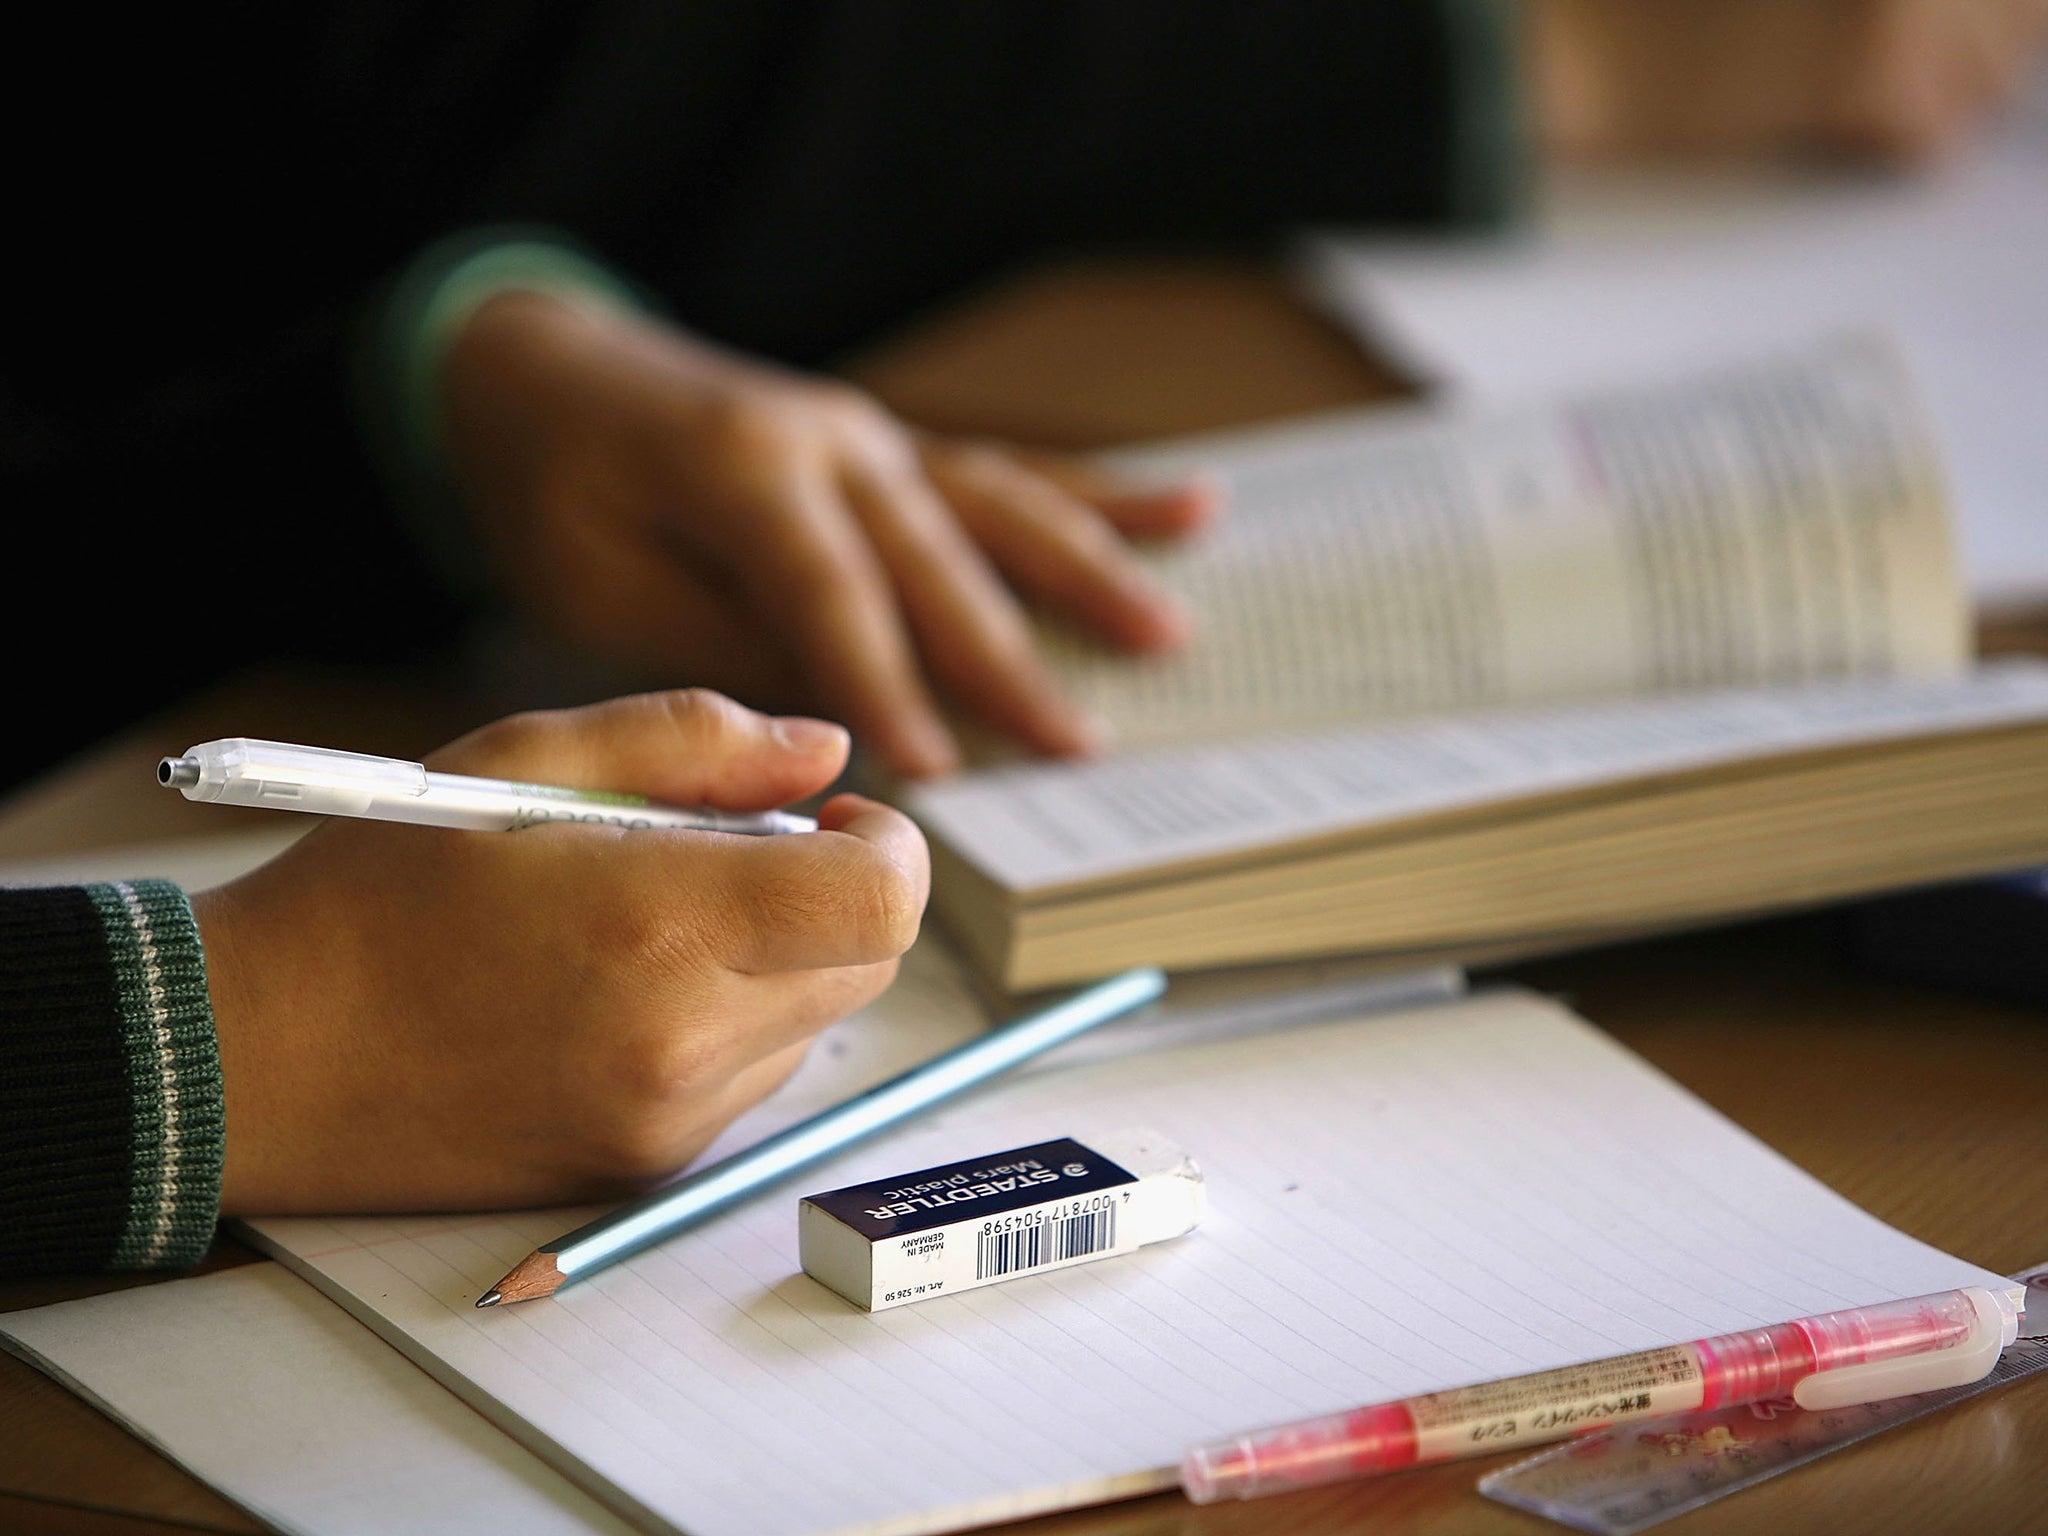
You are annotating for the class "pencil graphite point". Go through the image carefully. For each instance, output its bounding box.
[480,1251,565,1307]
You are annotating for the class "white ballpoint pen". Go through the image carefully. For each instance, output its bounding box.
[158,737,816,836]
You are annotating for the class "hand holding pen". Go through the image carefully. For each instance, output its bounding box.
[178,690,929,1217]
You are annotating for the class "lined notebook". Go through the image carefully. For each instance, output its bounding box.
[242,982,2008,1536]
[0,906,1453,1536]
[0,1263,640,1536]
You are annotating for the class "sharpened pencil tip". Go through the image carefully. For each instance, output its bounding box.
[476,1290,502,1308]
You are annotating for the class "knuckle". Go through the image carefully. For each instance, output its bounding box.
[740,865,848,956]
[613,1023,725,1108]
[655,686,748,741]
[813,383,914,465]
[948,441,1016,485]
[807,378,883,427]
[733,849,922,966]
[588,887,726,999]
[593,888,677,968]
[696,391,799,464]
[842,854,924,957]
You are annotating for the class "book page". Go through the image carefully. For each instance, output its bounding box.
[245,990,2006,1536]
[1296,63,2048,612]
[1035,333,1962,753]
[911,660,2048,894]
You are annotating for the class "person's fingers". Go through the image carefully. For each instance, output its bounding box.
[1003,449,1222,540]
[925,446,1193,653]
[430,688,849,811]
[687,792,931,975]
[842,453,1103,761]
[730,459,962,778]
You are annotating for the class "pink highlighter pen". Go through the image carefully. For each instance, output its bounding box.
[1182,1286,2018,1503]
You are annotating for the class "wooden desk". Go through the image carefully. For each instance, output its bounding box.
[3,257,2044,1536]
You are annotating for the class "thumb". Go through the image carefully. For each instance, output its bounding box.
[429,689,850,811]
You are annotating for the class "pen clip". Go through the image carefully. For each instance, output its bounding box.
[1792,1288,2012,1410]
[169,739,428,809]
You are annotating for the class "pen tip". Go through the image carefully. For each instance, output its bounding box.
[476,1290,502,1309]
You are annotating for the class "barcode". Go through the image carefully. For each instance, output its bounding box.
[976,1206,1117,1280]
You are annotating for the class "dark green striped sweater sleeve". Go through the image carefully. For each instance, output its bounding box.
[0,882,225,1275]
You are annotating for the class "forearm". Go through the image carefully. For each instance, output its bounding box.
[0,884,224,1275]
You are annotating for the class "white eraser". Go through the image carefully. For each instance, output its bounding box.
[799,1129,1203,1311]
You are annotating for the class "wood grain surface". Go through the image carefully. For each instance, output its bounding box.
[3,256,2043,1536]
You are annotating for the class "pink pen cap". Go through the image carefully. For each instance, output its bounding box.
[1182,1286,2016,1502]
[1699,1286,2010,1411]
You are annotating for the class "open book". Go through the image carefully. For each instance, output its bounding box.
[905,334,2048,991]
[1297,61,2048,613]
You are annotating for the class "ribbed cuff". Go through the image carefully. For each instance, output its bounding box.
[0,882,225,1275]
[351,225,653,604]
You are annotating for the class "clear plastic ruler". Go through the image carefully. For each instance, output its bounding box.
[1479,1266,2048,1535]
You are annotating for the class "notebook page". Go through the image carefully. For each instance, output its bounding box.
[245,990,2006,1536]
[0,1264,638,1536]
[1027,333,1960,753]
[0,938,1452,1536]
[909,659,2048,892]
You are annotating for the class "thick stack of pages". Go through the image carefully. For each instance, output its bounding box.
[905,335,2048,991]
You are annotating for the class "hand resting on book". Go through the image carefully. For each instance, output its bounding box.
[443,292,1213,783]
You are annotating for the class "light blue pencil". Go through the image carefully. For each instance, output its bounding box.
[478,967,1168,1305]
